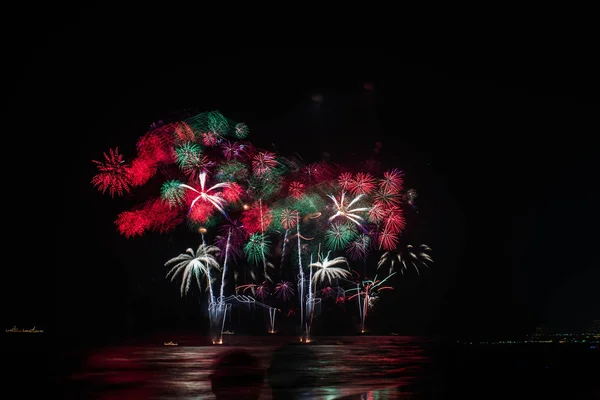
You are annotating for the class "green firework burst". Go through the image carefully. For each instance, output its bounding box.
[175,142,204,171]
[160,180,185,207]
[234,122,249,139]
[244,233,271,265]
[208,111,229,135]
[215,160,249,182]
[324,223,358,251]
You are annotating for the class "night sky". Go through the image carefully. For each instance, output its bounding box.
[4,11,599,344]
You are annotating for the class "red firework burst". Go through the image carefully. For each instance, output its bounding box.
[114,198,182,237]
[373,186,401,208]
[368,204,387,223]
[252,151,277,176]
[188,200,214,223]
[378,229,399,251]
[136,130,174,165]
[222,182,243,203]
[173,122,196,143]
[241,202,273,234]
[146,198,185,233]
[348,172,377,195]
[91,147,132,197]
[115,209,151,238]
[288,181,305,198]
[380,168,404,193]
[127,157,157,187]
[338,172,353,190]
[383,205,406,234]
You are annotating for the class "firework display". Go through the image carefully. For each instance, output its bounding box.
[92,110,433,341]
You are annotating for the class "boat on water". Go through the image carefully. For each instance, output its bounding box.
[164,341,178,346]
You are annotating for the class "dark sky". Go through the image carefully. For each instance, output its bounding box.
[3,10,599,343]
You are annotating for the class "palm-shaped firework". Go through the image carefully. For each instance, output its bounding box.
[309,251,351,286]
[165,243,221,296]
[377,244,433,276]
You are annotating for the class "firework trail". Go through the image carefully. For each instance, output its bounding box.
[280,228,289,268]
[200,233,216,303]
[347,273,396,333]
[219,228,232,300]
[296,214,305,335]
[259,198,270,282]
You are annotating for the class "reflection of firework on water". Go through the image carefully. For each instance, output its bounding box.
[274,281,295,301]
[377,244,433,275]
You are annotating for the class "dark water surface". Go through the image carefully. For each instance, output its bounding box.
[4,335,600,399]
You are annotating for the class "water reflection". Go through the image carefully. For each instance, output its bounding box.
[62,336,430,399]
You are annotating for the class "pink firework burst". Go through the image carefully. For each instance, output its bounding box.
[255,281,270,300]
[274,281,295,301]
[215,219,247,263]
[91,147,132,197]
[288,181,305,198]
[252,151,277,176]
[380,169,404,193]
[280,208,299,230]
[338,172,353,190]
[346,234,371,261]
[201,132,218,147]
[221,140,243,160]
[348,172,377,195]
